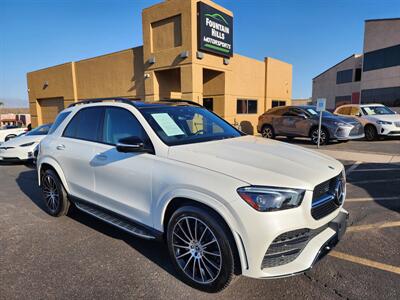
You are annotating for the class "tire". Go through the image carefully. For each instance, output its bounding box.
[310,127,329,145]
[41,169,70,217]
[261,124,275,139]
[167,206,235,293]
[364,124,378,141]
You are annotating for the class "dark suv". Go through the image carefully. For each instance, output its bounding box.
[257,106,364,145]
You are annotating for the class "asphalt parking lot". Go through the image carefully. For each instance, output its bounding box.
[1,140,399,299]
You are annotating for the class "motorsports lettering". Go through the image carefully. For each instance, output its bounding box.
[198,2,233,57]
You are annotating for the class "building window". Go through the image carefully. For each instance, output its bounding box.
[237,99,258,114]
[354,68,362,82]
[335,95,352,108]
[336,69,353,84]
[361,86,400,107]
[272,100,286,108]
[363,44,400,72]
[203,98,213,111]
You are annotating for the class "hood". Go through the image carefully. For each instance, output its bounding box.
[364,114,400,123]
[321,115,359,124]
[1,135,44,148]
[168,136,343,190]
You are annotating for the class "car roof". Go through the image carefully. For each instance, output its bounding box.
[336,103,385,108]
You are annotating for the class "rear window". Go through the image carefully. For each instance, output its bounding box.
[48,112,71,135]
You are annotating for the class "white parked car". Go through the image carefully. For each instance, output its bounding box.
[334,104,400,140]
[0,124,51,163]
[0,125,27,144]
[37,99,348,292]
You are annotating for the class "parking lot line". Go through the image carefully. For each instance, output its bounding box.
[352,168,400,172]
[346,196,400,202]
[329,251,400,275]
[347,221,400,233]
[349,178,400,184]
[345,161,361,175]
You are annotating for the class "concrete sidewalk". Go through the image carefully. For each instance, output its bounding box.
[317,149,400,163]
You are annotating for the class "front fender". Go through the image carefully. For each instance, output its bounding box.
[38,156,70,194]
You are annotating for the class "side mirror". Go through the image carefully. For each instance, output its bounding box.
[116,136,151,153]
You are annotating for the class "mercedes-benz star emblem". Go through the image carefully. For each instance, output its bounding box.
[334,179,345,205]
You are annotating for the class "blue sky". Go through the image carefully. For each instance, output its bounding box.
[1,0,399,107]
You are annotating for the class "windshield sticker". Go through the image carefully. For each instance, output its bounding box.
[151,113,185,136]
[306,109,318,115]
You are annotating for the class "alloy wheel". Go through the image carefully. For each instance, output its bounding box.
[172,216,222,284]
[311,129,326,144]
[42,175,60,212]
[262,127,273,138]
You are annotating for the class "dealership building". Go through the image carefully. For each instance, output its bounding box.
[27,0,292,133]
[312,18,400,110]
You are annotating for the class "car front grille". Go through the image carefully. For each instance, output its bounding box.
[261,225,328,268]
[311,173,342,220]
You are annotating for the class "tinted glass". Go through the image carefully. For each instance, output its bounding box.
[48,112,70,134]
[361,86,400,107]
[237,100,247,114]
[336,69,353,84]
[363,44,400,72]
[337,107,351,115]
[203,98,214,111]
[140,106,242,146]
[248,100,258,114]
[103,107,148,145]
[63,107,103,142]
[26,124,52,136]
[354,68,362,81]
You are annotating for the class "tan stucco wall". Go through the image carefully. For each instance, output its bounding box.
[361,19,400,91]
[75,47,145,99]
[27,0,293,133]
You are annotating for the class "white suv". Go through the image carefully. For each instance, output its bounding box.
[334,103,400,140]
[37,98,348,292]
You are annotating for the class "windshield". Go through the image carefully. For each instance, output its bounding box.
[26,124,52,136]
[140,106,243,146]
[305,107,334,117]
[361,106,395,115]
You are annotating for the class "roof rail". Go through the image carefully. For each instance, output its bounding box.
[161,99,203,107]
[67,97,137,108]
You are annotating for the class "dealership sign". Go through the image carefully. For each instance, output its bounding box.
[198,2,233,57]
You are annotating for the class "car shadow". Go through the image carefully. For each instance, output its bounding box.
[15,169,178,281]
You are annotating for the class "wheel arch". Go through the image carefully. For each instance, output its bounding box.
[309,124,330,138]
[38,158,70,193]
[162,197,245,275]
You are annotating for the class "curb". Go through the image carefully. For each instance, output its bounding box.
[316,149,400,164]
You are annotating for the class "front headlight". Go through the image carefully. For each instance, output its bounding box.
[377,120,392,125]
[237,186,305,212]
[19,142,35,147]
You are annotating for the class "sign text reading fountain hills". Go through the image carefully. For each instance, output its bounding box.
[198,2,233,57]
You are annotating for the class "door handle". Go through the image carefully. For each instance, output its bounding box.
[95,154,107,161]
[56,144,65,150]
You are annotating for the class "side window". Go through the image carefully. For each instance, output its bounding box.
[273,107,289,116]
[350,107,360,116]
[63,107,104,142]
[102,107,149,145]
[48,112,71,135]
[337,107,351,115]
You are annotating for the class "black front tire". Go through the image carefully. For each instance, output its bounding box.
[41,169,70,217]
[166,206,235,293]
[364,124,378,141]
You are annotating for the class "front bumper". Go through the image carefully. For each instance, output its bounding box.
[0,148,34,162]
[376,124,400,136]
[231,179,348,279]
[331,124,365,140]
